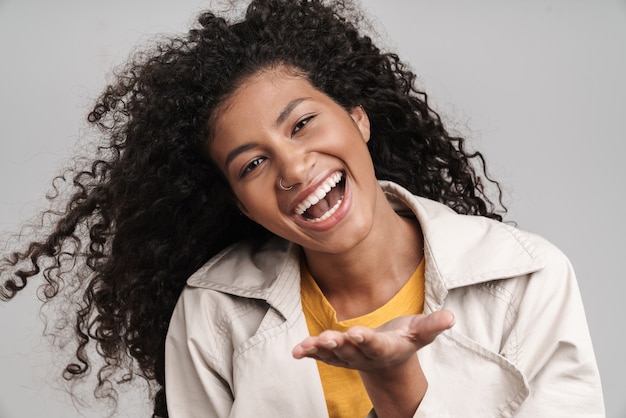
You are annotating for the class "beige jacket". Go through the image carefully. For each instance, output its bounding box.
[165,181,604,417]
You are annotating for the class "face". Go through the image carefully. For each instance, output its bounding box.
[209,67,384,255]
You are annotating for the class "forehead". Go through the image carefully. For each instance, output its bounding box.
[218,68,315,117]
[208,68,320,160]
[211,68,327,136]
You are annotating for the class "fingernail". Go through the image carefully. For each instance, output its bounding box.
[305,347,318,354]
[349,334,364,343]
[321,340,337,349]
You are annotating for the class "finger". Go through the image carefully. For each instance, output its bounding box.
[296,342,357,368]
[292,330,351,359]
[408,310,455,346]
[345,325,375,346]
[329,334,365,365]
[309,351,351,368]
[292,339,318,359]
[344,326,393,360]
[317,329,350,349]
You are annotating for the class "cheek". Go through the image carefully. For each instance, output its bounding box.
[236,192,278,224]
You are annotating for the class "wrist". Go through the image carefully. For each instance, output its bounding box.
[359,354,427,418]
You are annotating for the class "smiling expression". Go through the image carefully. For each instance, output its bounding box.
[208,67,386,254]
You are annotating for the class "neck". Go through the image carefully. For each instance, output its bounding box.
[302,191,423,320]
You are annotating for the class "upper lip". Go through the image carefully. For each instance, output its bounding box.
[289,170,344,215]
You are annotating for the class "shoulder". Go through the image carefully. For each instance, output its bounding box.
[448,227,578,309]
[493,229,578,304]
[441,229,586,366]
[167,235,300,348]
[171,236,291,328]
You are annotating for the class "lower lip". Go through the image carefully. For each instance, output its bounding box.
[293,179,351,232]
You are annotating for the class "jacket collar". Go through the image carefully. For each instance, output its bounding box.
[187,236,302,322]
[187,181,545,318]
[380,181,545,312]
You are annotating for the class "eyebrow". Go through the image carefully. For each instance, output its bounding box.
[223,97,310,170]
[275,97,309,126]
[224,142,259,170]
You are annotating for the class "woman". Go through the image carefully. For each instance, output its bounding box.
[0,0,604,417]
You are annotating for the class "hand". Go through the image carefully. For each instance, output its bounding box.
[292,310,455,418]
[292,310,455,371]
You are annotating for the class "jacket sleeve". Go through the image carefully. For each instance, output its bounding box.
[502,235,605,416]
[165,288,234,418]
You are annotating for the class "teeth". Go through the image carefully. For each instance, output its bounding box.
[294,172,343,216]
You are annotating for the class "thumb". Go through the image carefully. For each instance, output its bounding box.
[408,310,455,347]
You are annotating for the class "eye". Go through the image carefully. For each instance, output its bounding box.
[240,157,266,178]
[292,115,315,136]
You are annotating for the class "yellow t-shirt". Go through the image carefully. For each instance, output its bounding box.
[300,259,425,418]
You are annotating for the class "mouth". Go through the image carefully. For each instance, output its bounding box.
[294,171,346,223]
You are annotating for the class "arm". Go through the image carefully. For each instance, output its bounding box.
[164,291,234,418]
[506,238,604,416]
[292,310,455,418]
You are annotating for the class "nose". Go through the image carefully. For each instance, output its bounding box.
[275,143,314,190]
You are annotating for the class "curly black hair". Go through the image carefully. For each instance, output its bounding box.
[1,0,504,416]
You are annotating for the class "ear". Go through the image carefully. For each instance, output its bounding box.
[349,105,371,143]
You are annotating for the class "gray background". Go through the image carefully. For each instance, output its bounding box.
[1,0,624,416]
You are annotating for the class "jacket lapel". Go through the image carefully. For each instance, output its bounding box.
[417,330,529,417]
[230,309,329,417]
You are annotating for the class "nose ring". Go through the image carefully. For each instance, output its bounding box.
[279,177,293,191]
